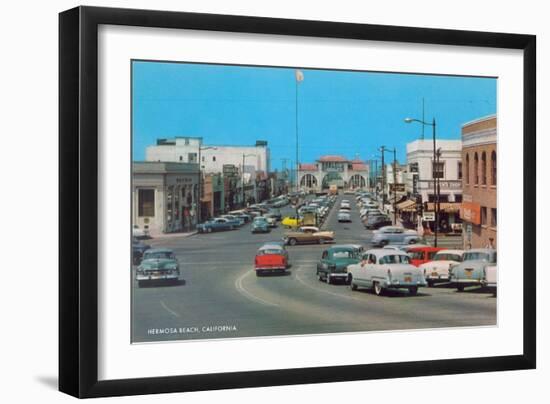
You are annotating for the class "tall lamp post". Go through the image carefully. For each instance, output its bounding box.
[404,117,439,246]
[242,153,256,207]
[295,70,304,193]
[370,156,379,194]
[197,145,217,224]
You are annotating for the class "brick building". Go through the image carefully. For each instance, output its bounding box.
[460,115,497,249]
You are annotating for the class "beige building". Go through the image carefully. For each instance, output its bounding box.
[132,162,199,235]
[460,115,497,249]
[298,155,369,192]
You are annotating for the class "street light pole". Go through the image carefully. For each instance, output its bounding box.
[404,116,438,246]
[380,146,386,207]
[393,148,397,225]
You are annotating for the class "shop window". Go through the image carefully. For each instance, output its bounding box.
[481,152,487,185]
[454,194,463,203]
[432,161,445,179]
[491,208,497,227]
[481,206,487,225]
[138,189,155,217]
[491,150,497,185]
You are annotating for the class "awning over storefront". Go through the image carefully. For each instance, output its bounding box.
[396,199,417,212]
[427,202,461,213]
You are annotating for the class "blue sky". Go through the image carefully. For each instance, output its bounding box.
[132,61,496,169]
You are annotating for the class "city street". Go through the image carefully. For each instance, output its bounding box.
[132,195,496,343]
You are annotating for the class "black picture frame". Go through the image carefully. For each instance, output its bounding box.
[59,6,536,398]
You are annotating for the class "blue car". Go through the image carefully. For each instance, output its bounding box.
[197,218,237,233]
[251,217,271,233]
[450,248,497,291]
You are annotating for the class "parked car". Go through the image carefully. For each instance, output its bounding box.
[267,208,282,221]
[220,214,245,226]
[228,210,252,223]
[419,249,464,286]
[371,226,422,247]
[136,248,180,286]
[263,214,278,228]
[337,210,352,222]
[132,237,151,264]
[339,244,365,255]
[251,217,271,233]
[408,246,444,267]
[283,226,335,246]
[132,224,149,239]
[483,265,497,296]
[282,216,303,228]
[450,248,497,291]
[197,218,237,233]
[254,243,288,276]
[347,249,427,295]
[316,245,361,284]
[365,215,392,230]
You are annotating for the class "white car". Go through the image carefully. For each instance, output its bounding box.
[483,265,497,296]
[340,202,351,209]
[347,249,427,295]
[419,249,464,286]
[337,210,352,222]
[132,224,149,239]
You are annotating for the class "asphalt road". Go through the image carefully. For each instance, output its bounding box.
[132,194,496,343]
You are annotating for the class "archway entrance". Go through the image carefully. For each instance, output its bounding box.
[300,174,318,188]
[322,172,344,189]
[349,174,366,189]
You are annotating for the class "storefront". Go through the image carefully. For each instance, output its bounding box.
[132,162,199,235]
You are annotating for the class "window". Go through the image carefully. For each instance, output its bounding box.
[379,254,411,265]
[432,161,445,179]
[179,156,183,161]
[212,156,216,162]
[188,153,197,163]
[138,189,155,217]
[481,152,487,185]
[474,153,479,185]
[458,161,462,180]
[201,156,205,162]
[491,150,497,185]
[481,206,487,225]
[491,208,497,227]
[454,194,463,203]
[184,138,190,145]
[465,153,470,184]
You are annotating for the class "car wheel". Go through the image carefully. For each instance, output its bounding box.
[457,284,465,292]
[317,273,324,282]
[380,240,388,246]
[349,276,357,291]
[409,286,418,296]
[289,238,297,246]
[427,280,433,287]
[373,282,383,296]
[326,274,331,284]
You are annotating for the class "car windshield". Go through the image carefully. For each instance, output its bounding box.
[379,254,411,264]
[259,248,283,255]
[330,250,356,259]
[435,253,463,262]
[463,252,490,261]
[254,218,267,223]
[409,251,425,260]
[144,252,174,260]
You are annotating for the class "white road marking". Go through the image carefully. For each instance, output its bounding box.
[160,300,181,318]
[234,270,280,307]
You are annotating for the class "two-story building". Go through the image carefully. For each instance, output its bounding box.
[404,139,463,231]
[460,115,497,249]
[297,155,369,193]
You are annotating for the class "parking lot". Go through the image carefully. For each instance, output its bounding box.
[132,194,496,343]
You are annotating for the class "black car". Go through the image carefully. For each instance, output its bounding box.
[365,215,393,230]
[132,237,151,264]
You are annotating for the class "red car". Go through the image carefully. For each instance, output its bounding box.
[408,246,444,267]
[254,243,289,276]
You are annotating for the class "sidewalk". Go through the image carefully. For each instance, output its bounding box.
[146,230,198,244]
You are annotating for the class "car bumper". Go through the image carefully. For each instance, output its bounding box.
[425,274,450,281]
[136,273,179,281]
[384,279,427,288]
[255,267,286,272]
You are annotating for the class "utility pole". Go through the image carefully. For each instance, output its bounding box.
[380,146,386,207]
[393,148,397,225]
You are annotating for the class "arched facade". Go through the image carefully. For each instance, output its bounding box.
[297,156,369,193]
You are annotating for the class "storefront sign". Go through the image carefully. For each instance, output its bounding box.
[423,211,435,221]
[460,201,481,225]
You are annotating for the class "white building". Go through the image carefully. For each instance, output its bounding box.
[146,136,270,177]
[297,155,369,192]
[404,139,463,227]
